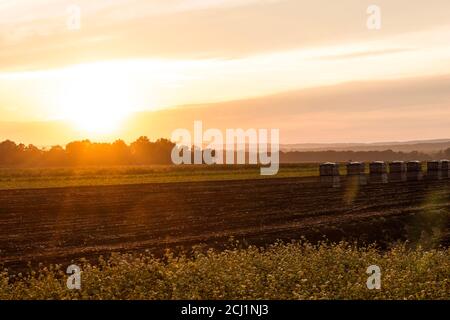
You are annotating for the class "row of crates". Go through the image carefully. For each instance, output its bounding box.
[320,160,450,176]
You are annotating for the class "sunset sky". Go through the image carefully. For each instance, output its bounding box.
[1,0,450,145]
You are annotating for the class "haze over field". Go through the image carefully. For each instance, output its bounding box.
[1,0,450,145]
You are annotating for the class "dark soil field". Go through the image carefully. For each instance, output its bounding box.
[0,176,449,271]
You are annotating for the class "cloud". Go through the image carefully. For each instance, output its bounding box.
[2,0,450,70]
[313,48,416,61]
[2,73,450,145]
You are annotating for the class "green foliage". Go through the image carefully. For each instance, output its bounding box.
[1,242,448,300]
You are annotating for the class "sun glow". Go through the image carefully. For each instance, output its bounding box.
[58,63,136,135]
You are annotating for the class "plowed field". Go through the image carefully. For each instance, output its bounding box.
[1,176,449,271]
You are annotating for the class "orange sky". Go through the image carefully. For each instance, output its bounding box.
[1,0,450,144]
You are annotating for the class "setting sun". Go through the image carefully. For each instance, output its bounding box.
[58,63,135,135]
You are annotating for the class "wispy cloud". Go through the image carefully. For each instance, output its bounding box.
[313,48,416,61]
[2,0,450,70]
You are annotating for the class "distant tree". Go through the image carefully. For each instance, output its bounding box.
[151,138,176,164]
[130,136,152,164]
[0,140,19,165]
[111,139,132,164]
[44,146,67,166]
[65,140,92,165]
[23,144,43,165]
[129,136,175,164]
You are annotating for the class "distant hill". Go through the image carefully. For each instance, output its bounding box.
[281,139,450,153]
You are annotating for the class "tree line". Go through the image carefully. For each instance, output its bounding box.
[0,137,175,166]
[0,138,449,167]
